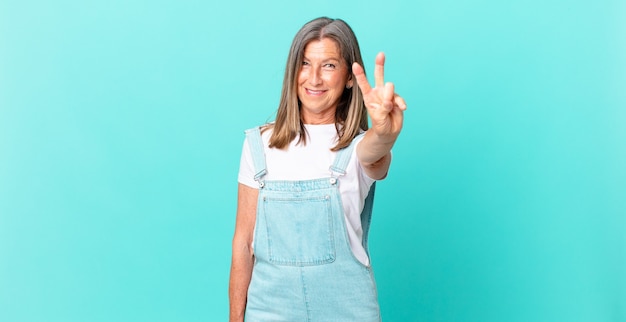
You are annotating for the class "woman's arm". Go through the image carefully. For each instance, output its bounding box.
[353,52,407,180]
[356,134,394,180]
[229,183,258,322]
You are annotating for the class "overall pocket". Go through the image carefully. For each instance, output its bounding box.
[262,194,335,266]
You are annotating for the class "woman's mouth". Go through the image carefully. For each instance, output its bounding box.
[306,89,326,96]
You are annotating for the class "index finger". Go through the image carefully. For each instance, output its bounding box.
[352,62,372,94]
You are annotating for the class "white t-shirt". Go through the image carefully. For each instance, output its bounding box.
[238,124,376,266]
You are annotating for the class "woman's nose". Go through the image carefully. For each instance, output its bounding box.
[309,68,322,85]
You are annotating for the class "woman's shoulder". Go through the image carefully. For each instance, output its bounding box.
[244,122,273,132]
[243,123,274,149]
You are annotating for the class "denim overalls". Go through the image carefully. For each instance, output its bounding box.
[244,127,381,321]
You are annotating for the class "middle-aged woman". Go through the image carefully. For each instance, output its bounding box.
[229,17,407,321]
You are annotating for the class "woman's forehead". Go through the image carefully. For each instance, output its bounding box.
[303,38,342,59]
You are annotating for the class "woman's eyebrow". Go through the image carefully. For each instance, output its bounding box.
[302,56,341,63]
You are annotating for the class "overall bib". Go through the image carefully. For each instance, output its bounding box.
[244,127,381,322]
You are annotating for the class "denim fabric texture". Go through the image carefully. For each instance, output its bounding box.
[244,127,381,322]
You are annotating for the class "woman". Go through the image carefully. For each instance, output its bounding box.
[229,17,407,321]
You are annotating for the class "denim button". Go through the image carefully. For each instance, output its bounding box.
[329,178,337,185]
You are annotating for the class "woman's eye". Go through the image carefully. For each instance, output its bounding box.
[324,64,336,69]
[302,61,310,65]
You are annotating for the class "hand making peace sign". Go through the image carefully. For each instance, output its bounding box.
[352,52,407,140]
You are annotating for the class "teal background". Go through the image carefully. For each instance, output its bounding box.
[1,0,624,321]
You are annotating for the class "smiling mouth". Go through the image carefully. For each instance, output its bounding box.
[306,89,326,96]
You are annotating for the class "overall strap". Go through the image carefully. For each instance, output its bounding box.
[329,132,366,176]
[329,131,377,256]
[244,127,267,185]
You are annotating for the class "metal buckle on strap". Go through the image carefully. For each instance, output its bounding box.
[329,166,346,178]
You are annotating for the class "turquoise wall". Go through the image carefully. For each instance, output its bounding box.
[1,0,624,321]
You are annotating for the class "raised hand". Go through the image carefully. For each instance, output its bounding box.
[352,52,407,142]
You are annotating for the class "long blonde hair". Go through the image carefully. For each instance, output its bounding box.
[267,17,368,151]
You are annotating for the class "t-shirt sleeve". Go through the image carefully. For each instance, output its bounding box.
[237,137,258,188]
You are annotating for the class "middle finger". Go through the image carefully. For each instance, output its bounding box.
[375,52,385,88]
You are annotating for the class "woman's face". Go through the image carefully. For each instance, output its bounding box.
[297,38,352,124]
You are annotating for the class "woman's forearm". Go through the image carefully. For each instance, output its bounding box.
[229,242,254,322]
[356,130,396,180]
[229,183,258,321]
